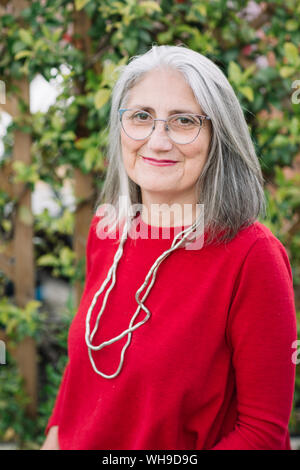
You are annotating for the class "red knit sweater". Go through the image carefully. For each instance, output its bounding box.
[46,215,297,450]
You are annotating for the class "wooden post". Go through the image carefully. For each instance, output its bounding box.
[12,79,37,417]
[0,0,37,417]
[12,80,35,307]
[73,7,95,307]
[73,169,94,306]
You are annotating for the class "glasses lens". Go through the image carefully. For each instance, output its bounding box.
[168,114,202,144]
[120,110,203,144]
[121,110,153,140]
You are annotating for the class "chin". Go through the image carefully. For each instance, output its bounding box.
[138,180,176,193]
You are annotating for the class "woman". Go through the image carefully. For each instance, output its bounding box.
[42,45,297,450]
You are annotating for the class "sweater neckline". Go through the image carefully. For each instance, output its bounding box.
[138,214,193,230]
[127,214,198,243]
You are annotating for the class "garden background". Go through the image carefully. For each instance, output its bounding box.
[0,0,299,449]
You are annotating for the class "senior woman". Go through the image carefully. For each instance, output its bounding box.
[42,45,297,450]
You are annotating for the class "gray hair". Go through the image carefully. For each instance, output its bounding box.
[95,44,266,245]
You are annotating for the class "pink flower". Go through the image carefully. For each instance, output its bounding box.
[242,45,253,56]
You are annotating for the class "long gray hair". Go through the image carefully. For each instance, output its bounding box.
[95,44,266,245]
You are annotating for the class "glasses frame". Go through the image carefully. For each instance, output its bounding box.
[118,108,211,145]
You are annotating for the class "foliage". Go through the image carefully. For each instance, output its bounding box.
[0,352,35,446]
[34,308,72,448]
[0,0,299,446]
[0,301,73,448]
[262,167,300,284]
[0,298,42,347]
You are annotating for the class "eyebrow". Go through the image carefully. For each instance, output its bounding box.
[129,105,203,115]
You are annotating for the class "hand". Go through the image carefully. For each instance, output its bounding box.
[40,425,60,450]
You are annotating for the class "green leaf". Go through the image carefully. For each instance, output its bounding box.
[139,1,161,13]
[2,220,12,232]
[61,131,76,141]
[272,135,289,147]
[51,114,64,131]
[40,25,54,41]
[239,86,254,102]
[52,28,63,43]
[279,66,295,78]
[37,254,59,267]
[19,29,33,46]
[18,205,33,226]
[242,64,256,80]
[122,37,138,55]
[228,61,242,85]
[284,42,299,64]
[158,30,174,44]
[83,147,99,171]
[289,117,299,136]
[14,50,32,60]
[12,161,39,184]
[33,38,47,52]
[56,210,74,235]
[102,61,119,87]
[286,20,298,31]
[12,41,27,55]
[94,88,111,109]
[24,300,41,315]
[60,246,75,265]
[75,0,90,10]
[194,4,207,16]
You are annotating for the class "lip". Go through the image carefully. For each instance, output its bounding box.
[140,156,178,166]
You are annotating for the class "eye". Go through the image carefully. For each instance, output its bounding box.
[171,115,199,127]
[131,111,152,122]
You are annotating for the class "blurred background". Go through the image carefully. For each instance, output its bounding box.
[0,0,299,450]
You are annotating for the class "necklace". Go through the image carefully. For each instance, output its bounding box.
[85,217,200,379]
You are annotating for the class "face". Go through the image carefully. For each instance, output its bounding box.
[120,67,211,207]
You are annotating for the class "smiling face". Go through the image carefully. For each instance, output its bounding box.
[120,67,211,210]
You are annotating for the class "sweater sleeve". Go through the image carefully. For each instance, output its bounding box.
[45,363,70,435]
[45,214,97,436]
[211,235,297,450]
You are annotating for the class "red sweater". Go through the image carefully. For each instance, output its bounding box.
[46,215,297,450]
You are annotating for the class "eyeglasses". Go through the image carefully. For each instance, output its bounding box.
[119,108,211,145]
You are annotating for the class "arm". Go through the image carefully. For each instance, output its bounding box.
[211,236,297,450]
[40,215,98,450]
[41,362,70,450]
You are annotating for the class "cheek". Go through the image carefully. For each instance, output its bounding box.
[184,146,206,164]
[121,136,143,177]
[121,134,140,162]
[189,133,211,162]
[183,143,210,177]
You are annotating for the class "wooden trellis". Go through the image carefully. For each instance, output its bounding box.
[73,8,95,307]
[0,1,38,408]
[0,0,95,417]
[0,73,37,419]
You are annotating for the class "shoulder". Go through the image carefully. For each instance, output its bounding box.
[232,220,280,245]
[86,212,122,251]
[230,221,293,283]
[229,220,288,255]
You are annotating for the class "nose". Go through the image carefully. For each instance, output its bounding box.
[147,120,173,151]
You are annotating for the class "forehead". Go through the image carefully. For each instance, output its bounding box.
[126,67,202,113]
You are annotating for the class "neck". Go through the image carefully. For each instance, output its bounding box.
[140,191,200,228]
